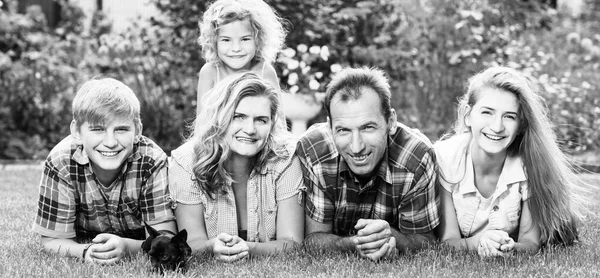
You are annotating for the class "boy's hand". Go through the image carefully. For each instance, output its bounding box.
[212,233,249,262]
[89,233,130,264]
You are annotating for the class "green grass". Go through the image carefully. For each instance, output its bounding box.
[1,168,599,278]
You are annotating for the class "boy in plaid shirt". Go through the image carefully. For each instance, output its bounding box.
[32,77,176,264]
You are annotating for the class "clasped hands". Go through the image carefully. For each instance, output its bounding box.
[476,230,515,258]
[211,233,250,262]
[352,219,397,261]
[84,233,130,264]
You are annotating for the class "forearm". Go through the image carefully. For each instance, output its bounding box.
[187,237,216,254]
[247,239,300,256]
[513,240,540,253]
[442,233,482,251]
[41,237,87,258]
[391,229,437,252]
[303,232,356,253]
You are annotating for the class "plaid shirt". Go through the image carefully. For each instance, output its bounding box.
[297,122,439,236]
[32,135,174,242]
[169,141,302,242]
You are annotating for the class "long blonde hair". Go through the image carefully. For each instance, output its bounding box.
[446,66,588,245]
[187,72,290,198]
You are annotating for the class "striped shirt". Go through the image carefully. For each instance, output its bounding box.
[297,122,439,236]
[168,141,302,242]
[32,135,174,242]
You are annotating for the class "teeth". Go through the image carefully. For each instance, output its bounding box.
[353,155,368,161]
[100,151,119,157]
[236,137,256,143]
[484,134,503,141]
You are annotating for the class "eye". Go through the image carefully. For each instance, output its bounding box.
[504,114,517,120]
[255,118,269,124]
[233,114,245,120]
[115,127,131,132]
[160,254,171,261]
[220,38,230,42]
[481,110,492,115]
[89,127,104,132]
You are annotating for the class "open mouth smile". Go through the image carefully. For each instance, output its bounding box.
[483,133,505,141]
[99,150,121,157]
[236,136,258,143]
[350,153,370,163]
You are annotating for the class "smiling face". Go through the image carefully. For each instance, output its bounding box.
[71,117,138,185]
[330,87,394,180]
[467,87,520,159]
[225,96,272,160]
[217,19,257,72]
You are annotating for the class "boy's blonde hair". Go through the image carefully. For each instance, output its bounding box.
[72,77,142,132]
[198,0,287,65]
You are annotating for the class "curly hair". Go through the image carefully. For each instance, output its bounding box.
[446,66,589,246]
[186,72,291,198]
[198,0,287,65]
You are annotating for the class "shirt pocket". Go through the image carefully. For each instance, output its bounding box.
[500,192,522,231]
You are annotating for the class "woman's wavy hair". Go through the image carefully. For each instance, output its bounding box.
[198,0,287,65]
[186,72,290,198]
[445,66,589,246]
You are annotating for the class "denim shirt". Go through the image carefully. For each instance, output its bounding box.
[435,134,528,237]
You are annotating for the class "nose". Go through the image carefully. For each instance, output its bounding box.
[350,131,365,154]
[241,118,256,134]
[231,40,241,52]
[489,115,505,133]
[102,131,118,148]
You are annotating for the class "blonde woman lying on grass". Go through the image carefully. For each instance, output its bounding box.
[435,66,590,258]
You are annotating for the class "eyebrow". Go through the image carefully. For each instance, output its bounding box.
[480,106,518,115]
[333,121,378,130]
[234,112,271,120]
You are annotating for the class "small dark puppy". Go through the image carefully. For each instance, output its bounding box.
[141,222,192,273]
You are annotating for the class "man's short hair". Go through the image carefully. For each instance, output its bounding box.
[72,77,142,132]
[324,67,393,121]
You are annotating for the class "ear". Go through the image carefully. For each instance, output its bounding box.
[387,109,397,134]
[70,120,82,144]
[134,123,143,143]
[464,105,472,128]
[144,221,161,238]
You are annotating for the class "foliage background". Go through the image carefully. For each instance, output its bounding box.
[1,0,599,159]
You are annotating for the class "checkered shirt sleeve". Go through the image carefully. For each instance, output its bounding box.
[32,157,78,238]
[395,147,440,234]
[137,149,174,224]
[297,125,337,224]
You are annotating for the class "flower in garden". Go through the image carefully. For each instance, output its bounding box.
[309,45,321,55]
[309,79,320,90]
[287,72,298,85]
[282,47,296,58]
[320,46,330,61]
[580,38,593,51]
[330,63,342,73]
[566,32,580,45]
[297,44,308,53]
[287,59,299,70]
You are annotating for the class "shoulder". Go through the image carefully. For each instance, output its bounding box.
[199,62,217,79]
[133,136,168,166]
[170,141,196,173]
[388,123,435,169]
[296,123,338,166]
[45,136,78,178]
[433,134,470,169]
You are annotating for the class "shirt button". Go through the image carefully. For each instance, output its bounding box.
[493,205,499,211]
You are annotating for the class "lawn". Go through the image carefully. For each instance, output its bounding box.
[1,167,599,278]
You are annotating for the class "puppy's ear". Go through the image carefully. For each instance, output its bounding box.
[144,221,161,238]
[172,229,192,256]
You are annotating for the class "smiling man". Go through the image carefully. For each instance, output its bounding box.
[297,67,439,261]
[32,77,176,264]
